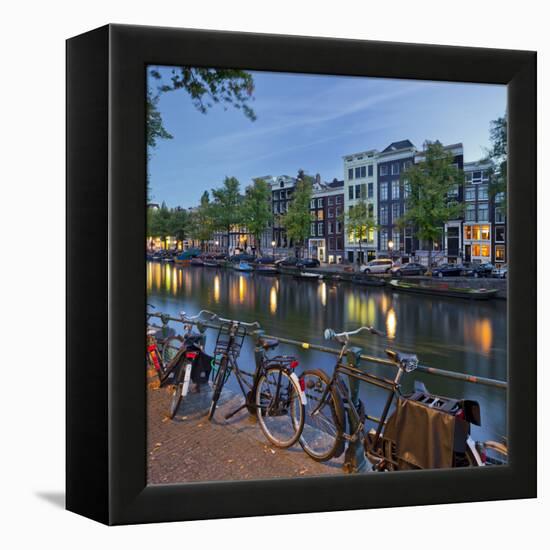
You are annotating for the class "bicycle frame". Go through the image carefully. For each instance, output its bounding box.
[310,336,405,463]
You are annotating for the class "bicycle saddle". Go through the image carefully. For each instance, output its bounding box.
[385,349,418,371]
[259,338,279,350]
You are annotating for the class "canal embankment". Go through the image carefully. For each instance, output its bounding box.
[147,368,342,484]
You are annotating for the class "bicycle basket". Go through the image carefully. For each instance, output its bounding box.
[383,394,471,469]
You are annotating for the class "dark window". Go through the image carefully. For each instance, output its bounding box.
[360,166,366,178]
[380,165,388,176]
[348,168,353,180]
[368,182,373,198]
[355,184,361,199]
[348,186,353,200]
[355,167,361,178]
[368,165,373,177]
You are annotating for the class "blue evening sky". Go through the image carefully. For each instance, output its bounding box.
[148,67,506,208]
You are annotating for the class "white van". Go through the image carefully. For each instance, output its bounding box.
[360,258,394,274]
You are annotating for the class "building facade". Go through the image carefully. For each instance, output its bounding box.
[462,160,494,264]
[376,140,417,261]
[343,149,378,264]
[308,179,345,263]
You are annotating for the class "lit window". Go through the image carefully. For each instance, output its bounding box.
[481,225,490,240]
[472,244,480,256]
[495,245,505,261]
[481,245,490,257]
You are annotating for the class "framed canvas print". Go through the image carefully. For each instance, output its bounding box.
[66,24,536,525]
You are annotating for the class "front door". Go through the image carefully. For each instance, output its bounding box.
[464,244,471,263]
[318,247,325,263]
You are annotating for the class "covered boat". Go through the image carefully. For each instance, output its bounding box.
[234,261,254,272]
[389,279,498,300]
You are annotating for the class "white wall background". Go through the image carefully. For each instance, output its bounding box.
[0,0,546,546]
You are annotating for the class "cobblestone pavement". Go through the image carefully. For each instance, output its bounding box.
[147,371,344,485]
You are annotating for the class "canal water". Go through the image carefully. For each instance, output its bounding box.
[147,261,507,444]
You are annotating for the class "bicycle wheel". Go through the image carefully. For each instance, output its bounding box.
[255,367,304,448]
[299,369,345,461]
[207,356,229,421]
[167,363,189,419]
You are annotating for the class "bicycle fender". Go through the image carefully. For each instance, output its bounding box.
[290,372,307,405]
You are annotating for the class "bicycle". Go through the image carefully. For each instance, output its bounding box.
[146,307,209,391]
[300,326,505,471]
[165,311,211,419]
[207,315,306,449]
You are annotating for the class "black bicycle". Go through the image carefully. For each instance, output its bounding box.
[300,326,505,470]
[164,311,210,419]
[207,315,306,448]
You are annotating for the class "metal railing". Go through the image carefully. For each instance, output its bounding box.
[147,311,507,390]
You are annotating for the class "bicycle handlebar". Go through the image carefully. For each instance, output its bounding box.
[180,309,217,322]
[324,326,384,341]
[180,310,260,329]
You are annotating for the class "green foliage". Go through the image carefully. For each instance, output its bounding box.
[344,198,378,260]
[188,192,215,249]
[147,202,172,245]
[147,92,174,149]
[147,67,256,150]
[167,208,188,243]
[401,141,463,262]
[485,113,507,209]
[282,179,313,256]
[210,177,243,240]
[242,179,272,255]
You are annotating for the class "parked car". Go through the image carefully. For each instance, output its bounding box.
[390,262,427,277]
[360,258,394,274]
[255,255,277,265]
[296,258,320,268]
[492,264,508,278]
[275,256,300,267]
[462,262,495,278]
[430,263,463,278]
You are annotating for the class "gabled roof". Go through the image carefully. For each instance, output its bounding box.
[382,139,415,153]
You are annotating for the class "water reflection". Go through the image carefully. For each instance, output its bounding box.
[270,286,277,314]
[147,262,507,441]
[386,308,397,340]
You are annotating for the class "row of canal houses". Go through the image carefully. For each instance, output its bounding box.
[192,138,506,266]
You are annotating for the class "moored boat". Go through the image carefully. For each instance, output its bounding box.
[293,271,322,281]
[351,274,386,287]
[389,279,498,300]
[175,248,201,265]
[255,264,278,275]
[190,256,205,266]
[234,261,254,272]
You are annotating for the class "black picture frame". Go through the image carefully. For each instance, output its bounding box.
[66,24,536,525]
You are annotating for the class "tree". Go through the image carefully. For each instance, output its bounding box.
[400,141,463,267]
[485,113,507,209]
[148,202,172,248]
[167,208,189,249]
[343,198,378,268]
[211,177,243,253]
[242,179,272,256]
[282,179,313,258]
[188,192,215,251]
[148,67,256,148]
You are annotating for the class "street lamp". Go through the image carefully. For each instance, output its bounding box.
[388,240,394,262]
[271,240,276,258]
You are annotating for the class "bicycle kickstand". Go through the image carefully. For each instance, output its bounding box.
[224,403,248,421]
